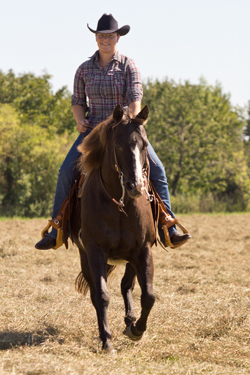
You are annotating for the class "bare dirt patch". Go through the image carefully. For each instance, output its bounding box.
[1,215,250,374]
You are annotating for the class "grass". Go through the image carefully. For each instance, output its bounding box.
[1,215,250,374]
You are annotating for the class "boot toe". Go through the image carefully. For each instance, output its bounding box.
[35,236,56,250]
[170,232,191,247]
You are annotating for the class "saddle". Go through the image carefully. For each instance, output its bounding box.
[40,173,189,250]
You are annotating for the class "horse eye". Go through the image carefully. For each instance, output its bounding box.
[115,144,122,150]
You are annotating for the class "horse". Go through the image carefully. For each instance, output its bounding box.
[70,104,156,353]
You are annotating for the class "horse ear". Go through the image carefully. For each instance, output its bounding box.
[113,104,124,123]
[135,105,149,125]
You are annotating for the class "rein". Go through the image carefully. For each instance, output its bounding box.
[98,122,128,216]
[99,168,128,216]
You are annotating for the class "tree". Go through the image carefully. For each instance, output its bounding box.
[142,79,249,210]
[0,71,78,216]
[244,101,250,168]
[0,70,75,134]
[0,105,75,217]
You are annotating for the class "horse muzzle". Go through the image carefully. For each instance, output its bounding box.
[125,181,143,198]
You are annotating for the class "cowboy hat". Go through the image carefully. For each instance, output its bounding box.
[87,14,130,36]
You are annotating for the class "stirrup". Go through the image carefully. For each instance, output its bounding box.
[160,212,189,249]
[41,219,63,250]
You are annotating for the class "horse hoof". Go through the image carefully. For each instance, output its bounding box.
[107,348,117,356]
[123,323,143,341]
[103,342,117,356]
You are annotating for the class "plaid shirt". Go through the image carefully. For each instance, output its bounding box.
[71,50,143,127]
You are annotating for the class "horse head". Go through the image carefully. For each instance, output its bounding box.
[112,105,149,199]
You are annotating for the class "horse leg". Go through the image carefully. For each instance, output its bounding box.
[121,263,136,327]
[125,247,155,341]
[87,245,113,352]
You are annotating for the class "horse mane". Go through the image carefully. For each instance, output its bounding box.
[77,115,115,175]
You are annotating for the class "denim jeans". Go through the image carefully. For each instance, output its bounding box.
[48,131,176,239]
[48,133,84,239]
[147,143,177,239]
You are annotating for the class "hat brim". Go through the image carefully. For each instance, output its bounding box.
[87,24,130,36]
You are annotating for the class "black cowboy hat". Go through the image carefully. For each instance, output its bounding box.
[87,14,130,36]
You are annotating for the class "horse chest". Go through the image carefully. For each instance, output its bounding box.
[98,218,137,248]
[81,176,154,253]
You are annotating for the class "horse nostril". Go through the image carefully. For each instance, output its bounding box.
[125,181,136,191]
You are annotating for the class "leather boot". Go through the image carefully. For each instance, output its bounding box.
[35,236,56,250]
[170,232,191,247]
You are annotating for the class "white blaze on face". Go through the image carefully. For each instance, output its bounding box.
[134,144,144,192]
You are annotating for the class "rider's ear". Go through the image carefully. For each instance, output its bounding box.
[113,104,124,123]
[136,105,149,125]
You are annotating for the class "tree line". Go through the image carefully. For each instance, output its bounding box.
[0,70,249,217]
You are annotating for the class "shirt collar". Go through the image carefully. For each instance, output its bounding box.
[90,50,122,63]
[112,51,122,62]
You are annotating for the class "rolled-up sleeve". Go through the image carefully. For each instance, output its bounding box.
[126,59,143,104]
[71,65,88,112]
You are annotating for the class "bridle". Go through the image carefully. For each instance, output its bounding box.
[99,117,153,215]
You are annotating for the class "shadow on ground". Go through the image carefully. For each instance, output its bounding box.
[0,324,64,350]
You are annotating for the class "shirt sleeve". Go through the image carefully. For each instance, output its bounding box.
[71,64,88,112]
[126,58,143,104]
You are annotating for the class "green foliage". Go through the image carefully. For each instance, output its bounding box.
[142,78,250,211]
[0,70,75,134]
[244,101,250,170]
[0,71,78,217]
[0,104,76,217]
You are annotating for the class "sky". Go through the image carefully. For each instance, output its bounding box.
[1,0,249,108]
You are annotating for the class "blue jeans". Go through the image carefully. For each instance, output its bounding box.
[48,132,176,239]
[48,133,84,239]
[147,143,177,239]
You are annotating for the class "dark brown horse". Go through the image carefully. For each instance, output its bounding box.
[70,105,156,353]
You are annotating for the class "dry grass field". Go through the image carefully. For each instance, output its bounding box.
[1,214,250,374]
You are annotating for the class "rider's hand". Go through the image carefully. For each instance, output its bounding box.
[76,119,89,133]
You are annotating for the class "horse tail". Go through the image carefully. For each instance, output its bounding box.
[107,264,117,284]
[75,271,89,296]
[75,264,117,296]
